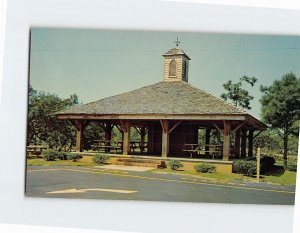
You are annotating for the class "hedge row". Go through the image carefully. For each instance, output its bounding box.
[42,150,82,162]
[233,156,276,176]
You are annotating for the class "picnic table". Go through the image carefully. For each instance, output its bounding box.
[27,145,48,158]
[182,144,200,158]
[91,140,123,153]
[91,140,148,154]
[183,144,223,159]
[130,141,148,153]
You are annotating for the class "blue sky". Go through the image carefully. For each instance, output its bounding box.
[29,28,300,119]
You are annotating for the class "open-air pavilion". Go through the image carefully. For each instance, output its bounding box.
[56,45,267,163]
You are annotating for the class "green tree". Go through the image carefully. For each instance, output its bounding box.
[27,86,79,150]
[253,129,281,155]
[260,72,300,169]
[221,76,257,109]
[83,122,104,150]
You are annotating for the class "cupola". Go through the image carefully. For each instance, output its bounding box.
[162,38,190,82]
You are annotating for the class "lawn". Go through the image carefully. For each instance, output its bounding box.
[151,167,254,181]
[27,155,298,186]
[262,171,297,186]
[27,156,97,166]
[152,167,297,186]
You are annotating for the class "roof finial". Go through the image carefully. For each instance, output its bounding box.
[174,37,180,47]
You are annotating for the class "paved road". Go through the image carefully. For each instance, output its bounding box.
[26,166,296,205]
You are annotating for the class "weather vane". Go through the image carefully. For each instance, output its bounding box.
[174,37,180,47]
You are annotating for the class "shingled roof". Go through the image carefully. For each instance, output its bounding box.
[163,47,191,60]
[58,81,248,115]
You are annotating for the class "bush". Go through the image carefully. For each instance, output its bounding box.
[168,160,183,170]
[42,149,58,161]
[261,156,276,173]
[57,151,68,160]
[233,160,257,176]
[67,153,83,162]
[93,154,110,164]
[194,163,216,173]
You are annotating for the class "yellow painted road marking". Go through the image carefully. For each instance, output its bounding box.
[47,188,137,194]
[28,168,295,195]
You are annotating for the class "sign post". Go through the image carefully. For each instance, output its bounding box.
[256,147,261,182]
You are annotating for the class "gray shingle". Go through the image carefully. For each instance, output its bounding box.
[163,48,191,60]
[58,81,248,115]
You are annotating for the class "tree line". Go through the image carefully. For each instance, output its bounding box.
[221,72,300,169]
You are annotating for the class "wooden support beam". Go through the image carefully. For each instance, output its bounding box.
[248,129,254,157]
[253,130,263,140]
[160,120,169,157]
[98,122,105,130]
[168,121,182,134]
[222,121,231,161]
[241,128,247,158]
[104,123,112,153]
[69,120,89,152]
[147,125,154,154]
[232,122,246,133]
[134,127,142,135]
[69,119,88,131]
[235,129,241,158]
[140,127,146,153]
[75,120,84,152]
[160,119,167,133]
[58,113,247,121]
[205,128,211,156]
[213,123,222,133]
[122,121,130,155]
[115,124,123,133]
[120,120,127,133]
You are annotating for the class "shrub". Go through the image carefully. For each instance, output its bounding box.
[67,153,83,162]
[42,149,58,161]
[93,154,110,164]
[194,163,216,173]
[168,160,183,170]
[261,156,276,174]
[57,151,68,160]
[233,160,257,176]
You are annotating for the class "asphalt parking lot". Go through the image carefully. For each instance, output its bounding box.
[26,166,295,205]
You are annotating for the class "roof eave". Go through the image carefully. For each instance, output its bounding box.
[57,113,248,121]
[162,53,191,60]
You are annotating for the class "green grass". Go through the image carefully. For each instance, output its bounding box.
[274,160,298,172]
[27,156,97,166]
[153,167,297,185]
[262,171,297,186]
[152,167,254,181]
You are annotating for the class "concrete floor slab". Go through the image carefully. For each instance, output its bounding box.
[95,165,154,172]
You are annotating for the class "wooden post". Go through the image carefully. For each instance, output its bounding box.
[248,129,254,157]
[147,125,154,154]
[140,127,146,153]
[75,120,84,152]
[241,128,247,158]
[205,128,211,156]
[222,121,231,161]
[160,120,169,157]
[122,121,130,155]
[235,129,241,158]
[256,147,261,182]
[104,123,112,153]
